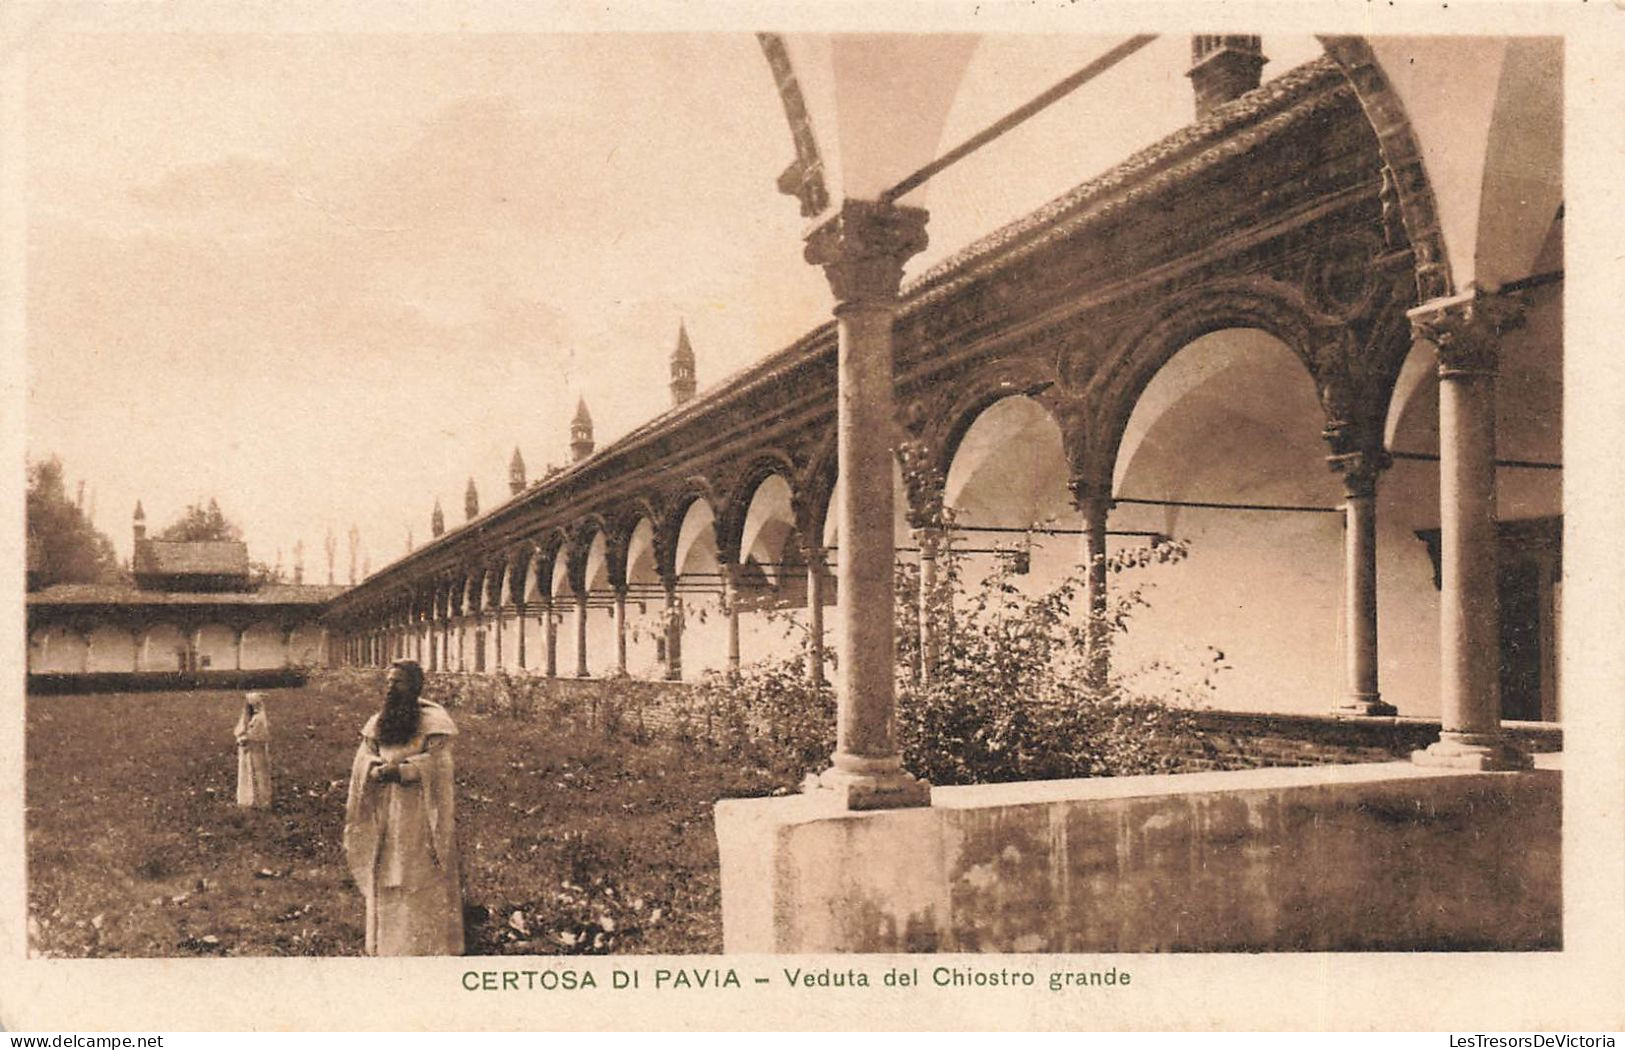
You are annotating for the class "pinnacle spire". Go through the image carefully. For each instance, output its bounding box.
[570,397,595,462]
[674,320,695,363]
[509,445,527,494]
[670,320,697,407]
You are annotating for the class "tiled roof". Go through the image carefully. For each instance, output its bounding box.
[26,582,347,607]
[134,540,249,577]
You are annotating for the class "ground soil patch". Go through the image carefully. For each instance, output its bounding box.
[25,683,790,957]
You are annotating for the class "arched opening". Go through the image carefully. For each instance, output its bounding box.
[139,623,187,672]
[1111,328,1342,713]
[548,543,575,677]
[623,518,664,678]
[519,548,549,675]
[195,623,238,671]
[289,623,326,668]
[736,474,806,668]
[943,394,1074,596]
[84,624,137,672]
[491,559,517,672]
[240,621,287,670]
[673,497,726,677]
[29,626,86,673]
[581,529,613,678]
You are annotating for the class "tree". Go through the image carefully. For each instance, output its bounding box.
[26,456,123,586]
[248,560,287,587]
[155,498,243,542]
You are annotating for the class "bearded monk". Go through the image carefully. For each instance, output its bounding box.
[343,659,464,956]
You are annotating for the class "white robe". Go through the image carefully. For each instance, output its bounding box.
[343,701,464,956]
[233,709,272,808]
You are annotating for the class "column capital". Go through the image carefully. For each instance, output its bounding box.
[1327,448,1391,499]
[911,526,942,555]
[1068,477,1115,512]
[1408,291,1524,379]
[803,199,929,306]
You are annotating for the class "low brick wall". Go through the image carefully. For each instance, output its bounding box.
[307,669,1564,773]
[1182,710,1562,771]
[25,668,310,695]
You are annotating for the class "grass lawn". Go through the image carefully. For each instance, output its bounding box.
[25,679,793,957]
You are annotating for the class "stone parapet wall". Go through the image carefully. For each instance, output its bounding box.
[1183,710,1562,770]
[717,759,1563,953]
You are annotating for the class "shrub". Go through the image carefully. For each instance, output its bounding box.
[894,536,1209,785]
[684,657,835,776]
[681,529,1219,786]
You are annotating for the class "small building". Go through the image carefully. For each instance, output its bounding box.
[25,504,344,686]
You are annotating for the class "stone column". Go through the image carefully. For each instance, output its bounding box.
[1409,292,1529,769]
[575,591,590,678]
[614,587,629,676]
[803,199,931,809]
[664,577,684,682]
[805,544,828,687]
[544,599,559,678]
[1330,449,1397,716]
[517,602,528,670]
[493,609,504,671]
[1071,481,1113,691]
[723,564,742,677]
[913,527,940,684]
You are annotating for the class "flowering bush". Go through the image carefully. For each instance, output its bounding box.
[683,531,1219,785]
[893,536,1210,785]
[682,656,835,776]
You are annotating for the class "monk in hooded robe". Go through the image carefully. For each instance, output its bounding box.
[233,692,273,808]
[343,659,464,956]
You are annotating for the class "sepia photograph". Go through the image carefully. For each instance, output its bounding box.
[4,0,1622,1032]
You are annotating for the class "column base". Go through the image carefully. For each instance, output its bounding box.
[802,764,931,811]
[1412,732,1532,771]
[1336,694,1398,718]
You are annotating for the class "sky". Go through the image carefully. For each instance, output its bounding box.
[23,29,1319,579]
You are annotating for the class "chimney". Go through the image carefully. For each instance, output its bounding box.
[570,398,595,462]
[670,322,697,407]
[1188,36,1266,120]
[509,446,527,495]
[293,539,305,585]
